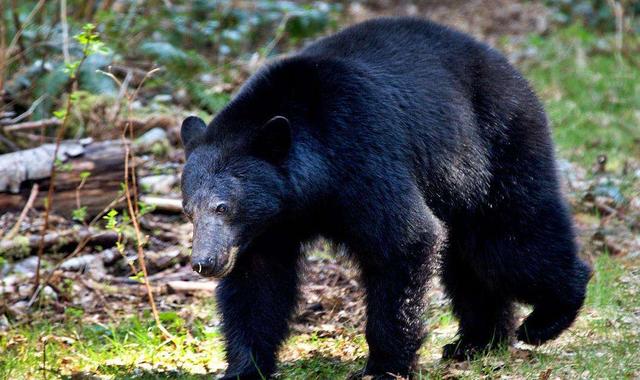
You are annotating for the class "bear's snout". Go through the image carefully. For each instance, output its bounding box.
[191,245,239,278]
[190,216,239,278]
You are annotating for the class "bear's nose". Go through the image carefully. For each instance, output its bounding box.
[191,257,218,277]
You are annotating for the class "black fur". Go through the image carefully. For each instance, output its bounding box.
[180,17,591,379]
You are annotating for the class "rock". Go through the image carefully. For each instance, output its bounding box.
[131,100,143,110]
[11,256,40,276]
[101,248,121,266]
[42,285,58,301]
[174,88,189,105]
[0,275,18,292]
[139,174,178,194]
[557,159,588,192]
[592,180,625,205]
[134,127,167,150]
[0,314,9,331]
[10,300,28,315]
[60,254,104,273]
[18,284,32,298]
[146,248,184,272]
[199,73,216,85]
[152,94,173,103]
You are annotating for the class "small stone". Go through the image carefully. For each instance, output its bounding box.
[11,256,40,276]
[18,284,32,298]
[134,127,168,150]
[139,174,178,194]
[174,88,188,104]
[0,314,9,331]
[199,73,215,85]
[10,301,28,315]
[0,274,18,290]
[42,285,58,301]
[60,254,103,273]
[101,248,121,266]
[152,94,173,103]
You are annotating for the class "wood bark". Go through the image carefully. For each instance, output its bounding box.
[0,227,118,256]
[0,139,128,217]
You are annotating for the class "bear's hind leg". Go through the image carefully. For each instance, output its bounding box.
[516,258,591,345]
[441,251,515,360]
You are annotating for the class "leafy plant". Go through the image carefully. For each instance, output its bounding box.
[546,0,640,32]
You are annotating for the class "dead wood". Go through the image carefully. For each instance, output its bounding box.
[140,195,183,213]
[0,139,129,217]
[166,280,217,293]
[2,117,61,132]
[0,227,117,257]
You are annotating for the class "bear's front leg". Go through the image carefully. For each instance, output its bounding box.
[357,229,441,379]
[216,239,301,380]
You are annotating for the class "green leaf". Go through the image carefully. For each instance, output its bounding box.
[103,209,119,230]
[138,201,156,217]
[72,206,88,222]
[129,272,145,284]
[53,109,67,120]
[55,159,73,172]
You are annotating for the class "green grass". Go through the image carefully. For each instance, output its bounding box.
[2,24,639,380]
[2,255,638,379]
[522,24,640,169]
[0,305,227,379]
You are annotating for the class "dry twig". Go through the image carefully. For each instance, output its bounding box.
[32,45,92,293]
[2,183,39,241]
[0,95,47,125]
[3,118,62,133]
[120,67,174,340]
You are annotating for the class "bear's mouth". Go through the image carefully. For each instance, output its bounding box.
[214,246,239,278]
[192,245,240,278]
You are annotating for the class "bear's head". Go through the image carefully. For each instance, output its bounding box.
[180,114,292,278]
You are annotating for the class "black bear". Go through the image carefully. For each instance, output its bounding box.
[180,17,591,379]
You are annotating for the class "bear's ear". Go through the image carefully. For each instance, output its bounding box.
[251,115,291,164]
[181,116,207,151]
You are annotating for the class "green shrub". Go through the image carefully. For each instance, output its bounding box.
[546,0,640,32]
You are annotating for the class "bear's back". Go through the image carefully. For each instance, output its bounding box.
[295,18,553,215]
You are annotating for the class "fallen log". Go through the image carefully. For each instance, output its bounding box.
[140,195,183,213]
[166,280,217,293]
[0,139,129,217]
[0,227,118,258]
[2,117,62,132]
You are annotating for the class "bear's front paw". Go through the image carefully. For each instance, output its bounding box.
[442,341,481,361]
[348,371,407,380]
[218,370,264,380]
[346,368,364,380]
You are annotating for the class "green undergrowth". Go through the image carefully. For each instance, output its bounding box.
[522,24,640,169]
[2,255,639,379]
[2,21,639,380]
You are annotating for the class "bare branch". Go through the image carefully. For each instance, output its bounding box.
[2,183,38,241]
[3,118,62,133]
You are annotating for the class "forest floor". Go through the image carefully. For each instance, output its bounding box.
[1,1,639,379]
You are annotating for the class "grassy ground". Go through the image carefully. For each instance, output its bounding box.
[2,255,638,379]
[522,25,640,170]
[2,24,639,380]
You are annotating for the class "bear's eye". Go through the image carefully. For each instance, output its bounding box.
[215,203,229,215]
